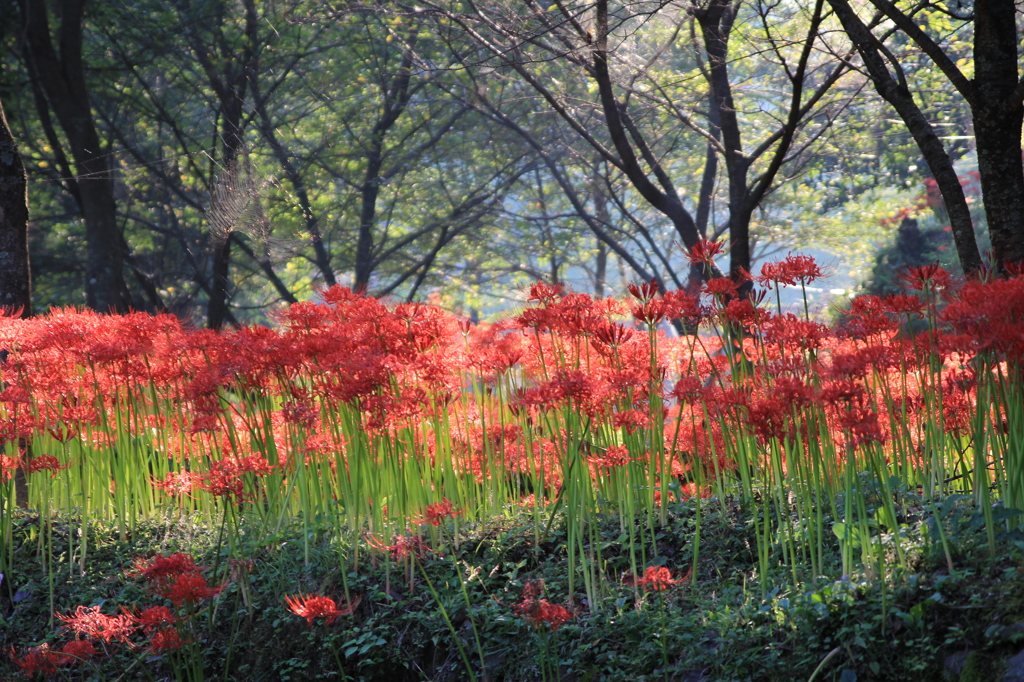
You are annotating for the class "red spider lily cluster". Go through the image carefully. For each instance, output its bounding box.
[629,566,691,592]
[7,640,97,676]
[130,553,225,607]
[0,258,1022,564]
[9,551,225,672]
[284,593,362,626]
[513,581,573,631]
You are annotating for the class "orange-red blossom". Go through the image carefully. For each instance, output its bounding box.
[285,593,362,626]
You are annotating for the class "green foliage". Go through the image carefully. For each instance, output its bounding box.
[3,496,1023,681]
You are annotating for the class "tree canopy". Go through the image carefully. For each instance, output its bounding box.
[1,0,1021,322]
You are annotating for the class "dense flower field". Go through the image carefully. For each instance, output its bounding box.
[2,250,1024,677]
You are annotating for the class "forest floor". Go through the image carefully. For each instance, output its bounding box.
[3,495,1024,682]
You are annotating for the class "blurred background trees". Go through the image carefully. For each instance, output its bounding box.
[0,0,1018,323]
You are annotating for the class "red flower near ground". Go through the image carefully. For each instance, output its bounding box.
[58,639,97,663]
[285,594,361,626]
[161,572,225,607]
[129,553,202,582]
[366,532,435,561]
[146,627,185,654]
[519,599,573,630]
[635,566,691,592]
[57,605,139,644]
[414,498,461,526]
[137,605,176,634]
[10,643,60,675]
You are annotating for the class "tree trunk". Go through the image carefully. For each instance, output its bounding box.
[827,0,983,275]
[0,99,31,317]
[21,0,131,313]
[972,0,1024,272]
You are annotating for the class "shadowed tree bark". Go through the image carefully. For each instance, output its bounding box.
[0,99,31,317]
[827,0,982,276]
[830,0,1021,274]
[20,0,131,312]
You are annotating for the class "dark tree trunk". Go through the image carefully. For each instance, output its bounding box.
[21,0,131,312]
[972,0,1024,272]
[827,0,983,275]
[354,150,383,293]
[0,99,31,317]
[195,0,257,329]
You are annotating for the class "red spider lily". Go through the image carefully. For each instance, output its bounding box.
[763,315,829,350]
[152,470,204,498]
[628,279,660,303]
[703,277,742,299]
[24,454,69,476]
[146,628,185,654]
[613,409,650,434]
[670,377,704,403]
[632,299,667,325]
[836,406,886,447]
[756,253,825,288]
[900,264,952,292]
[662,289,704,323]
[10,643,60,675]
[0,454,19,483]
[128,553,203,582]
[589,445,639,472]
[516,598,573,630]
[634,565,691,592]
[57,639,97,664]
[0,386,32,404]
[593,322,635,348]
[882,294,925,317]
[284,593,361,626]
[722,298,768,326]
[137,605,176,634]
[365,532,435,561]
[47,425,78,442]
[56,605,139,644]
[159,572,225,607]
[414,498,461,526]
[513,581,573,630]
[686,238,725,266]
[526,281,565,303]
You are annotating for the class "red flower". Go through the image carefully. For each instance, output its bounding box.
[56,605,139,644]
[513,583,573,631]
[593,322,635,348]
[161,572,225,607]
[687,239,726,266]
[589,445,638,471]
[613,409,650,434]
[756,253,825,288]
[900,264,952,292]
[703,277,742,298]
[137,605,176,634]
[366,532,434,561]
[152,470,203,498]
[0,455,20,483]
[146,628,185,654]
[635,565,690,592]
[11,644,60,675]
[628,279,660,303]
[58,639,97,664]
[24,454,69,476]
[415,498,461,526]
[285,594,361,626]
[129,553,202,582]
